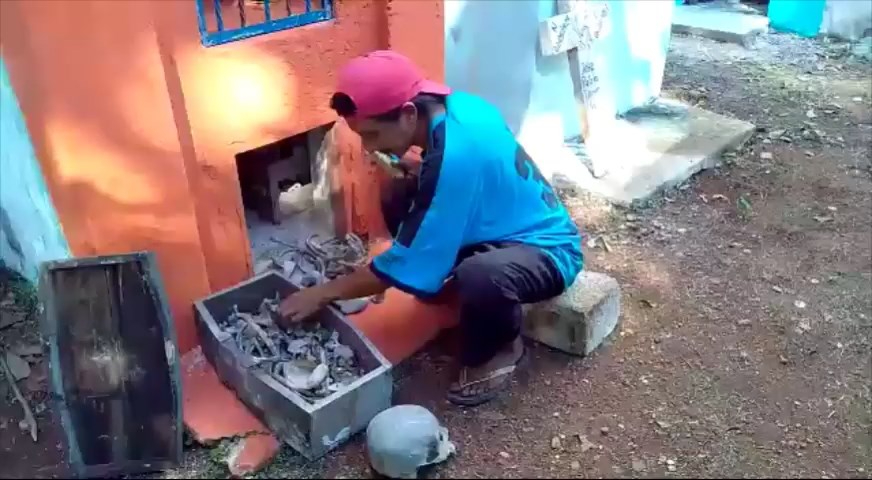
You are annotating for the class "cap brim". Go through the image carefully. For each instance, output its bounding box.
[418,79,451,96]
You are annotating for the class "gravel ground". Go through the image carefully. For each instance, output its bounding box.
[3,31,870,479]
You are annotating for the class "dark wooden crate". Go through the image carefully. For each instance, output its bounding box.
[38,252,183,478]
[193,272,392,459]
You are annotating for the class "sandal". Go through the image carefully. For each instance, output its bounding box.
[446,348,526,407]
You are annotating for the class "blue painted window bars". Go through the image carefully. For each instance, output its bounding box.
[196,0,334,47]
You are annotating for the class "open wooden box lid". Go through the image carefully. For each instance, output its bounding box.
[38,252,183,478]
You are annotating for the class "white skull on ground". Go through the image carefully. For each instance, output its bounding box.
[366,404,457,479]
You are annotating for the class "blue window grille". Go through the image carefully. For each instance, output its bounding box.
[195,0,333,47]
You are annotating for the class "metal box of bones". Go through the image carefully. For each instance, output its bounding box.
[193,271,392,459]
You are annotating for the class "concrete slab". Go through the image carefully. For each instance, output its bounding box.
[554,99,754,206]
[672,4,770,47]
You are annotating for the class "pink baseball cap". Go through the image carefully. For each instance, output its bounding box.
[336,50,451,118]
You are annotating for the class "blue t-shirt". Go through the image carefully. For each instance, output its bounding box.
[370,92,583,297]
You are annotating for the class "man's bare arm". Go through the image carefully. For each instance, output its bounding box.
[279,267,388,323]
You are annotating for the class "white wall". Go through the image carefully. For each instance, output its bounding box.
[445,0,581,141]
[444,0,674,180]
[0,57,70,281]
[821,0,872,41]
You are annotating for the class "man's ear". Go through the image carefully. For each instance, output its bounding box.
[399,102,418,119]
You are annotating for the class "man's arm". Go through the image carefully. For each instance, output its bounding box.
[278,267,388,324]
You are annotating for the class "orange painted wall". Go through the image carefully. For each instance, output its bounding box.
[0,0,212,352]
[0,0,444,353]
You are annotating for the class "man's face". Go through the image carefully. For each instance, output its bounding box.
[347,103,418,158]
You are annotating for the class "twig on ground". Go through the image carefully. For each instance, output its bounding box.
[1,349,37,442]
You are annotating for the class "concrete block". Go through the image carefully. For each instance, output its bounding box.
[672,5,770,47]
[523,271,620,356]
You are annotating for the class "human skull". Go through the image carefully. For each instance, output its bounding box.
[366,405,456,479]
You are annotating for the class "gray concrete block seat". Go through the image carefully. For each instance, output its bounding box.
[522,271,621,356]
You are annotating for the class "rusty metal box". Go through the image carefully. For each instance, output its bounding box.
[193,272,392,459]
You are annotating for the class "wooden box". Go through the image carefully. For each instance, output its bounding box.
[39,252,182,478]
[193,272,392,459]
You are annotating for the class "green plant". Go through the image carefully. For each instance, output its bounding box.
[736,193,753,222]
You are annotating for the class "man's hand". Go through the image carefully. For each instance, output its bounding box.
[278,267,389,327]
[278,286,332,326]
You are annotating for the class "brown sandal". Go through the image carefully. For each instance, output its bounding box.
[446,349,526,406]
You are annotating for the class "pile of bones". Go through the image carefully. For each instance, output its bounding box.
[218,234,372,402]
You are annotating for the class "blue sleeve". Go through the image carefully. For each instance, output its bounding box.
[370,131,477,297]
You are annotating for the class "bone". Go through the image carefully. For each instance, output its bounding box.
[219,297,363,403]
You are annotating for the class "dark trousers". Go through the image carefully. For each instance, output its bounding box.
[381,176,566,367]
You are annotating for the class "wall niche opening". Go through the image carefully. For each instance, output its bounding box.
[234,124,337,264]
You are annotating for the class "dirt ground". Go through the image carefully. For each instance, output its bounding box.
[2,32,870,479]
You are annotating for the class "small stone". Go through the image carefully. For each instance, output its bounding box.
[499,451,511,459]
[804,151,814,157]
[479,411,507,422]
[666,459,676,466]
[736,319,752,326]
[551,436,562,449]
[772,285,784,293]
[578,434,596,452]
[553,412,560,417]
[571,460,581,470]
[632,458,647,472]
[600,426,609,436]
[794,300,807,309]
[810,278,820,284]
[626,213,637,222]
[656,420,671,429]
[827,206,837,212]
[667,464,677,472]
[658,455,668,464]
[806,109,817,119]
[18,419,28,431]
[760,152,773,160]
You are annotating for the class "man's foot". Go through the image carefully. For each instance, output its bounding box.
[446,337,525,407]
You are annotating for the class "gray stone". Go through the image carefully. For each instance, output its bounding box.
[523,271,621,356]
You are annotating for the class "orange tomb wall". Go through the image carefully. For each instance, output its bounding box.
[0,0,450,361]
